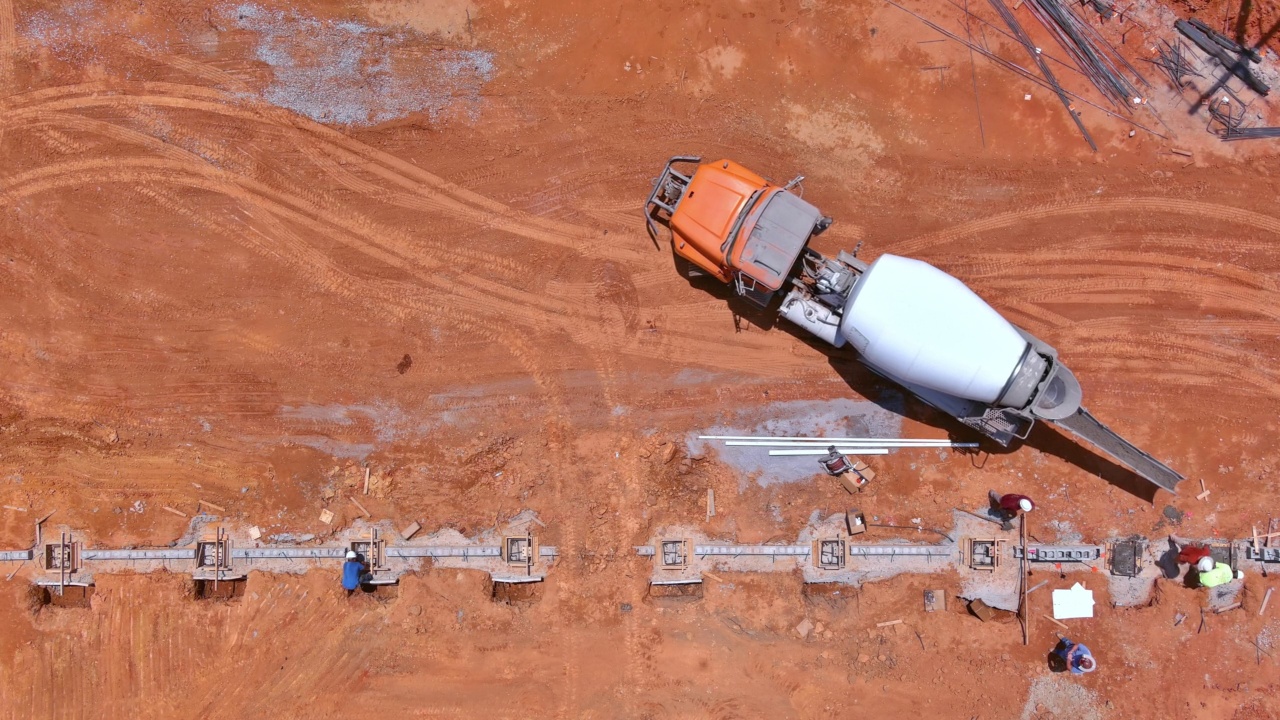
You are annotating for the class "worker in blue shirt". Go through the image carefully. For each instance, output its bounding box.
[342,550,366,595]
[1053,637,1096,675]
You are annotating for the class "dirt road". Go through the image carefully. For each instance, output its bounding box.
[1,0,1278,717]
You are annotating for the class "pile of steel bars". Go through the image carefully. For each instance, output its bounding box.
[1024,0,1150,110]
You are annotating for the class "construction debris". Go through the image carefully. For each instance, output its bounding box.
[706,488,715,520]
[924,589,946,612]
[199,499,227,513]
[876,619,904,628]
[319,509,335,525]
[1260,588,1274,617]
[1214,603,1242,614]
[3,505,26,512]
[400,521,421,540]
[248,526,262,540]
[795,618,815,638]
[162,506,189,518]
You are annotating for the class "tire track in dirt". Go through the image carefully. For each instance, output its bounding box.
[890,197,1280,258]
[4,150,819,384]
[0,157,577,430]
[0,82,637,260]
[0,144,584,331]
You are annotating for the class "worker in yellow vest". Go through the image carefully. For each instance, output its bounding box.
[1196,556,1243,588]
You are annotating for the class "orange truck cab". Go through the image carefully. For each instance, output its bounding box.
[645,156,831,307]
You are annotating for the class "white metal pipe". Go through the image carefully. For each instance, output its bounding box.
[727,438,972,443]
[699,435,969,443]
[767,448,891,456]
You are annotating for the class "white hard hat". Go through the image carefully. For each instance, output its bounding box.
[1196,557,1214,572]
[346,550,357,560]
[1018,499,1033,512]
[1236,570,1245,579]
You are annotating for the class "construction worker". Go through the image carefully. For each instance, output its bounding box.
[342,550,366,596]
[1196,556,1244,588]
[1177,542,1212,566]
[1053,637,1097,675]
[989,491,1034,529]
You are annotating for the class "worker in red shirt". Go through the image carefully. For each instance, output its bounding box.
[1176,542,1211,566]
[989,491,1035,527]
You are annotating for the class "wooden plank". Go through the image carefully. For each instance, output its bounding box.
[400,521,421,540]
[349,496,371,518]
[1043,614,1069,629]
[1214,602,1242,614]
[1027,580,1049,595]
[162,506,188,518]
[1259,588,1274,617]
[875,619,904,628]
[319,508,335,525]
[3,505,27,512]
[703,571,725,582]
[1254,526,1260,553]
[364,467,371,495]
[1171,148,1194,157]
[199,499,227,513]
[1196,490,1211,501]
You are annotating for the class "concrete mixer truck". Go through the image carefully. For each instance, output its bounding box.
[644,156,1183,493]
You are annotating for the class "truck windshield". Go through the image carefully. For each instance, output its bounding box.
[720,189,765,255]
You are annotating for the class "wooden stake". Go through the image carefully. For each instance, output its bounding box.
[363,467,371,495]
[162,506,188,518]
[349,496,371,518]
[1260,588,1274,616]
[1043,614,1069,630]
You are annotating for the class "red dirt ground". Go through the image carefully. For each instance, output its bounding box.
[1,0,1279,717]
